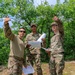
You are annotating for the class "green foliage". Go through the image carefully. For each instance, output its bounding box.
[0,28,9,65]
[0,0,75,65]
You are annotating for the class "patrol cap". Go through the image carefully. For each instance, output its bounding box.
[31,23,37,27]
[51,22,58,26]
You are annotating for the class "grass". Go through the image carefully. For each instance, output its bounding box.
[0,61,75,75]
[33,61,75,75]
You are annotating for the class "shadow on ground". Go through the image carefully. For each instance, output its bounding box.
[0,61,75,75]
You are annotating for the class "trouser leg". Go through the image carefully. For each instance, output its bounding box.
[28,54,34,75]
[8,57,22,75]
[35,54,43,75]
[49,56,56,75]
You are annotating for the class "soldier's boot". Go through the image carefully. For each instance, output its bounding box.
[50,72,56,75]
[37,67,43,75]
[50,68,57,75]
[57,70,63,75]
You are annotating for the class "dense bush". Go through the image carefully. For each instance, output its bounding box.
[0,0,75,65]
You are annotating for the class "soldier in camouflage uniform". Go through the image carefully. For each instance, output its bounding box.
[4,17,26,75]
[46,16,65,75]
[25,23,45,75]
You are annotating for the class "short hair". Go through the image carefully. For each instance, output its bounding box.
[18,27,26,32]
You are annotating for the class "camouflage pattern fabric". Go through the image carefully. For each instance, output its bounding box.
[25,33,41,54]
[8,56,23,75]
[25,33,43,75]
[49,33,64,54]
[4,22,26,75]
[49,33,65,75]
[49,19,65,75]
[27,54,42,75]
[49,54,65,75]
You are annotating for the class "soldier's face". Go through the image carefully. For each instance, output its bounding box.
[31,26,37,32]
[18,29,26,38]
[52,25,58,32]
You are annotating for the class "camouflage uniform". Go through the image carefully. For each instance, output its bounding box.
[49,20,65,75]
[25,33,43,75]
[4,22,26,75]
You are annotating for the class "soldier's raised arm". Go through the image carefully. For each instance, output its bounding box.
[53,16,62,25]
[53,16,64,37]
[4,17,14,40]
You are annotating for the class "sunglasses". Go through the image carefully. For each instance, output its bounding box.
[19,31,26,33]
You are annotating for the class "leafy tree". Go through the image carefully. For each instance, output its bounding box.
[0,28,10,65]
[0,0,75,65]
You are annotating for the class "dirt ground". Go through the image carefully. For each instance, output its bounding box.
[0,61,75,75]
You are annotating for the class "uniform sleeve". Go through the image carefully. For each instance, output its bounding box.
[41,39,46,48]
[25,34,36,49]
[24,34,29,47]
[4,22,14,41]
[49,35,60,51]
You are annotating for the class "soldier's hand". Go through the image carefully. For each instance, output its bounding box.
[42,38,46,43]
[46,50,51,56]
[23,65,27,68]
[53,16,59,21]
[24,65,27,68]
[26,44,31,48]
[4,17,11,22]
[46,50,50,53]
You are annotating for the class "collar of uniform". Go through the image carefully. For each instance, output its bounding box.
[18,35,23,40]
[30,32,39,36]
[55,32,60,36]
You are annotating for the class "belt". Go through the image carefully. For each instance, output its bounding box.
[51,52,64,55]
[9,56,24,61]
